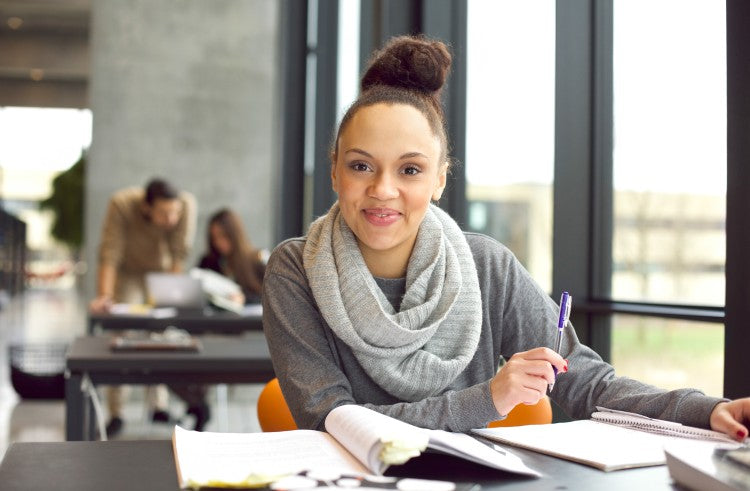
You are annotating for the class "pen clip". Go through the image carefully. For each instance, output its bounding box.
[564,295,572,326]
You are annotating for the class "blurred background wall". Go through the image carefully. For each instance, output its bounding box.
[84,0,279,296]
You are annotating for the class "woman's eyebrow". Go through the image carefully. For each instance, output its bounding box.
[344,148,373,158]
[344,148,428,160]
[399,151,428,160]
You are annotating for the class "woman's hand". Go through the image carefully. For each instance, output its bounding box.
[489,347,567,417]
[710,398,750,441]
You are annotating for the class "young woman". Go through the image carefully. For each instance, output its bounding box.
[262,36,749,440]
[199,208,265,304]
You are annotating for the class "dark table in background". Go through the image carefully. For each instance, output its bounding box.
[0,440,676,491]
[87,303,263,334]
[65,331,274,441]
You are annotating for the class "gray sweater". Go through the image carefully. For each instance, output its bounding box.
[262,232,724,432]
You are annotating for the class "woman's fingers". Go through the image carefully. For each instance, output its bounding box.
[505,358,555,384]
[710,400,750,441]
[491,351,561,415]
[518,347,568,375]
[505,348,567,385]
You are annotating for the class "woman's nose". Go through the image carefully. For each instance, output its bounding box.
[368,172,398,200]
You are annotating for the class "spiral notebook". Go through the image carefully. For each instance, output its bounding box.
[591,407,737,443]
[473,407,743,471]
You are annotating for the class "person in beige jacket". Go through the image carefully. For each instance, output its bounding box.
[90,178,196,437]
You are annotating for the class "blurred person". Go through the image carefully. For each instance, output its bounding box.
[175,208,269,432]
[198,208,266,304]
[90,177,197,437]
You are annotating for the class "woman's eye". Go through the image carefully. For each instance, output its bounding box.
[403,165,421,176]
[350,161,370,172]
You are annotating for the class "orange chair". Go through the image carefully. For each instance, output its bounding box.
[257,377,550,431]
[488,396,553,428]
[257,378,297,432]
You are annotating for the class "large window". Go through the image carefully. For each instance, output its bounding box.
[611,0,726,306]
[610,0,726,395]
[465,0,556,292]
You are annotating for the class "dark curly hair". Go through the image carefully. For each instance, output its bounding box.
[332,35,453,166]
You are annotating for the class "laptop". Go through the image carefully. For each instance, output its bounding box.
[145,272,207,312]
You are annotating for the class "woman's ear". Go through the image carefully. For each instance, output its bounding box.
[331,160,339,193]
[431,162,449,201]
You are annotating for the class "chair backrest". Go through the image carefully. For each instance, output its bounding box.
[487,396,553,428]
[257,377,551,431]
[256,377,297,432]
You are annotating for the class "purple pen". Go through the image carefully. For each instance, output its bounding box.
[549,291,571,392]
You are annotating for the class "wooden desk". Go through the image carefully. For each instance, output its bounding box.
[87,304,263,334]
[65,332,274,441]
[0,440,674,491]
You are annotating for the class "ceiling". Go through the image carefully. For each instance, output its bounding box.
[0,0,90,108]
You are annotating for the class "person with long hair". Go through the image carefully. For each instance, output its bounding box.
[199,208,265,304]
[262,35,750,440]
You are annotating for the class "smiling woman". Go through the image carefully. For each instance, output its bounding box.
[332,103,446,278]
[261,34,750,443]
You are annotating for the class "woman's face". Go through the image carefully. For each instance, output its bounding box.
[210,223,232,256]
[332,103,447,276]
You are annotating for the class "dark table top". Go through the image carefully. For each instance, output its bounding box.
[0,439,676,491]
[66,332,273,376]
[88,304,263,334]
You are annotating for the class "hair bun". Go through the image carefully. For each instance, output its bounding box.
[361,36,452,96]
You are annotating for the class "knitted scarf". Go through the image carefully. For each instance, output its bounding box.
[303,202,482,401]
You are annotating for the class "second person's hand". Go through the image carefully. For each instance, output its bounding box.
[89,295,113,314]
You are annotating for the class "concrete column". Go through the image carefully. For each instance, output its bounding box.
[85,0,278,296]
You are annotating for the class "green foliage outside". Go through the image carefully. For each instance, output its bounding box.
[611,318,724,397]
[39,150,86,253]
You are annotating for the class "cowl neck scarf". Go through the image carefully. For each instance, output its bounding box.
[303,202,482,401]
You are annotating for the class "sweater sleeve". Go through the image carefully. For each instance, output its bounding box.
[478,235,726,429]
[264,235,725,433]
[262,239,501,432]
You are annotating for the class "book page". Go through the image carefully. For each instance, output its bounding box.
[173,426,368,488]
[324,405,429,474]
[473,420,730,471]
[427,430,540,477]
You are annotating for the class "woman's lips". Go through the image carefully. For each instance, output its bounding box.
[362,208,401,226]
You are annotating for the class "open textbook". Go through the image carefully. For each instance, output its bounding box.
[172,404,539,489]
[473,407,743,472]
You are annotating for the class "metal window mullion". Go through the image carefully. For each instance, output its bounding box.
[276,0,308,243]
[725,0,750,399]
[311,0,340,219]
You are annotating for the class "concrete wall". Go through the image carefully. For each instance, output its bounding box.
[84,0,278,296]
